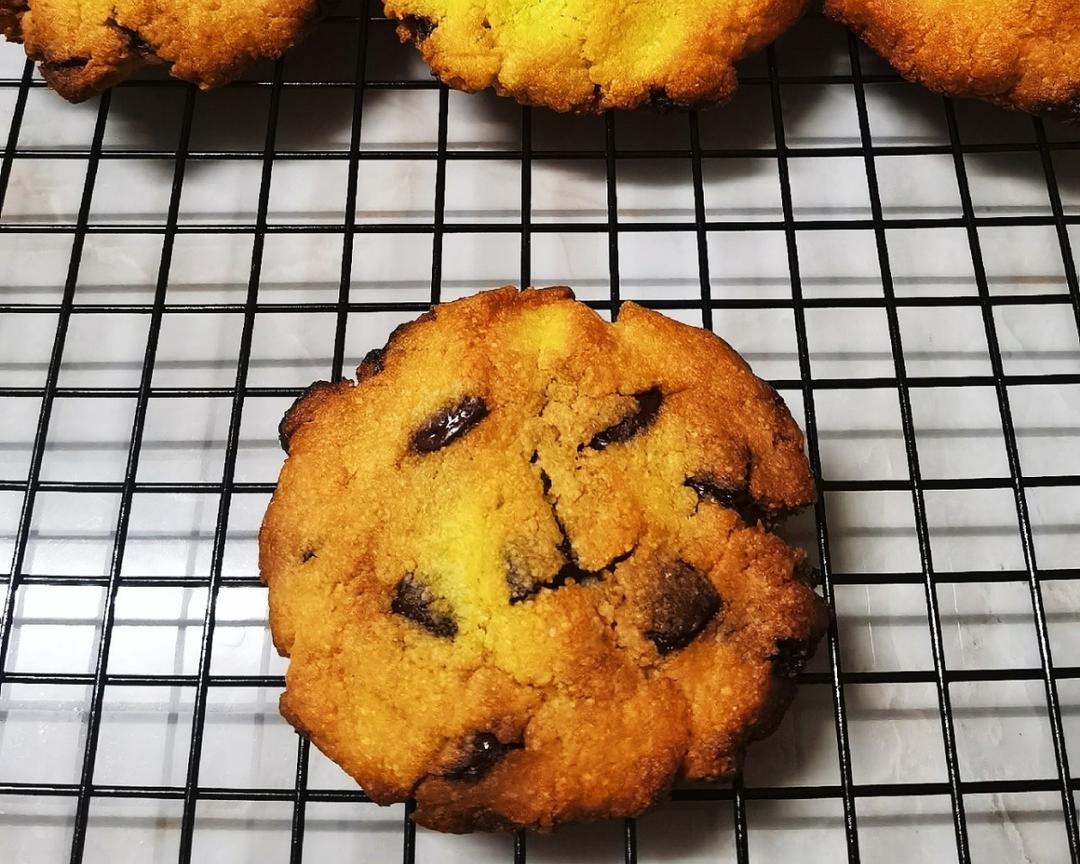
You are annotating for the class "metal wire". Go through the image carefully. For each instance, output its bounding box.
[0,4,1079,863]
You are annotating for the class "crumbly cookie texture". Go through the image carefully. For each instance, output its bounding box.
[0,0,319,102]
[383,0,809,112]
[826,0,1080,119]
[260,286,827,833]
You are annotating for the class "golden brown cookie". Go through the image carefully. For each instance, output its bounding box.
[0,0,319,102]
[260,286,827,833]
[826,0,1080,119]
[383,0,809,112]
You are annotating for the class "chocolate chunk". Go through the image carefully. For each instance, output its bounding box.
[110,21,155,58]
[444,732,522,781]
[279,380,349,453]
[588,387,663,450]
[649,88,676,112]
[770,637,813,679]
[645,562,722,655]
[301,549,316,563]
[391,575,457,638]
[405,15,437,43]
[684,474,768,526]
[357,348,385,380]
[412,396,488,454]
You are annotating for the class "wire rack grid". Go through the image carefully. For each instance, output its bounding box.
[1,3,1080,863]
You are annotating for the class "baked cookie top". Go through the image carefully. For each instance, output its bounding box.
[826,0,1080,118]
[384,0,809,112]
[260,286,827,832]
[0,0,318,102]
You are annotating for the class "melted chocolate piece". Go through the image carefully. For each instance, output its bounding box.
[444,732,522,781]
[770,637,813,679]
[390,575,457,638]
[405,15,437,42]
[110,21,155,57]
[684,474,769,526]
[278,380,345,453]
[301,549,316,563]
[649,88,676,112]
[358,348,385,378]
[412,396,488,454]
[645,562,722,655]
[587,387,663,451]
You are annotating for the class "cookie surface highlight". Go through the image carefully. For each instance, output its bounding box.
[260,286,827,832]
[0,0,319,101]
[826,0,1080,118]
[383,0,809,112]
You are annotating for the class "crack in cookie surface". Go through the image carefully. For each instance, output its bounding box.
[260,285,826,832]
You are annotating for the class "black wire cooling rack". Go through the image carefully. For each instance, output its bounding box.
[1,3,1080,863]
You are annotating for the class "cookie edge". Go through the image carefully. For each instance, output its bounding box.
[824,0,1080,121]
[0,0,323,102]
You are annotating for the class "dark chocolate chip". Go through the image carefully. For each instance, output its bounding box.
[301,549,316,563]
[684,474,769,526]
[588,387,663,451]
[391,575,457,638]
[770,637,813,679]
[357,348,385,379]
[649,88,677,112]
[411,396,488,454]
[405,15,437,42]
[278,380,345,453]
[645,562,722,655]
[113,22,155,57]
[443,732,522,781]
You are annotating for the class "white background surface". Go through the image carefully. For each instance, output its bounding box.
[2,6,1080,863]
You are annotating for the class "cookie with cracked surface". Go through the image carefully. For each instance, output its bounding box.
[0,0,320,102]
[826,0,1080,119]
[383,0,809,112]
[260,286,827,833]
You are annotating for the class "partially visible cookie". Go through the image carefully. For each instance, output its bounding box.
[260,286,828,832]
[826,0,1080,119]
[383,0,809,112]
[0,0,320,102]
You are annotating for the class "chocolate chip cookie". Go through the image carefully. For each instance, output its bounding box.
[0,0,319,102]
[826,0,1080,119]
[383,0,809,112]
[260,286,827,832]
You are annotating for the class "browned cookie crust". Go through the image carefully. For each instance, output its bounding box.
[0,0,320,102]
[260,286,828,833]
[826,0,1080,119]
[383,0,809,112]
